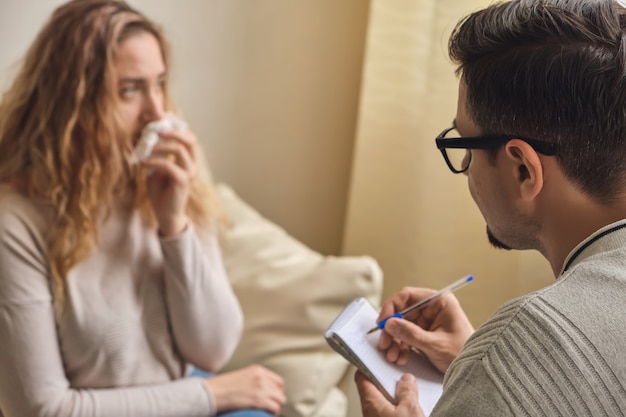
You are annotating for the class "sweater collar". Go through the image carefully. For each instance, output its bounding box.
[560,219,626,275]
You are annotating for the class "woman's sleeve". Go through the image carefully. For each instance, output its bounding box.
[159,225,244,372]
[0,206,216,417]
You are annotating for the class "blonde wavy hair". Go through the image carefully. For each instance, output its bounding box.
[0,0,222,315]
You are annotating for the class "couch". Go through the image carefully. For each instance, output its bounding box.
[215,183,383,417]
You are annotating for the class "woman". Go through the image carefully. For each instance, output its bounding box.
[0,1,285,416]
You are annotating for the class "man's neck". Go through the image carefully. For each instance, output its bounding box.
[539,187,626,277]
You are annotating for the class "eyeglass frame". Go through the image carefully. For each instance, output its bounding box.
[435,126,558,174]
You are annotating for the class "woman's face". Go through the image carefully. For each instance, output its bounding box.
[114,31,166,144]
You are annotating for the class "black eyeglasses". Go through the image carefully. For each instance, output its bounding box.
[435,126,557,173]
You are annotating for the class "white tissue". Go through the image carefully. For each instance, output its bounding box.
[132,113,187,163]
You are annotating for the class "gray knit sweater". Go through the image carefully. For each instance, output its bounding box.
[432,220,626,417]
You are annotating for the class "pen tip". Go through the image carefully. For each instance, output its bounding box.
[366,327,378,334]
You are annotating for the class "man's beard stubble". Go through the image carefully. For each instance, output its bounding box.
[487,226,513,250]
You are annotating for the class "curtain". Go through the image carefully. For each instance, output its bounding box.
[342,0,553,326]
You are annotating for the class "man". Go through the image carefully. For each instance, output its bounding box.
[356,0,626,415]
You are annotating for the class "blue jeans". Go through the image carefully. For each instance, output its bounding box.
[189,368,275,417]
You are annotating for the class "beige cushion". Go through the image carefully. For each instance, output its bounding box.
[216,184,383,417]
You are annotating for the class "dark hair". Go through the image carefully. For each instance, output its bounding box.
[449,0,626,203]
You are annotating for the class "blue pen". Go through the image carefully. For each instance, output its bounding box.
[366,275,474,334]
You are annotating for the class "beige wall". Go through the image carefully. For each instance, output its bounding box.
[342,0,554,327]
[0,0,65,87]
[145,1,371,256]
[0,0,370,256]
[0,1,554,327]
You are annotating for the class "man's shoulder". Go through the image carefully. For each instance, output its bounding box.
[460,280,605,361]
[450,292,535,363]
[447,282,626,416]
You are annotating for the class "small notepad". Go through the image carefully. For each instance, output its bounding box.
[325,297,444,415]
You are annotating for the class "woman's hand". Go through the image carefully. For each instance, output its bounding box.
[204,365,286,416]
[377,287,474,374]
[141,127,198,236]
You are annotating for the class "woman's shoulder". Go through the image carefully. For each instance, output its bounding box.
[0,184,53,237]
[0,184,54,304]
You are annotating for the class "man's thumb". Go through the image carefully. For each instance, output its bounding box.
[396,374,426,417]
[396,373,418,402]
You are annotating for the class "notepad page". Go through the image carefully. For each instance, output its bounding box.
[326,298,443,416]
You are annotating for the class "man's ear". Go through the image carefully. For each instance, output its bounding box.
[503,139,544,202]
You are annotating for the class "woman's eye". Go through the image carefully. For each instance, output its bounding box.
[120,85,137,98]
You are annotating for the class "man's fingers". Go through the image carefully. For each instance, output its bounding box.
[355,370,388,403]
[355,371,391,417]
[385,318,431,351]
[355,370,378,398]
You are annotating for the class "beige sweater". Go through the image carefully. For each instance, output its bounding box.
[0,185,243,417]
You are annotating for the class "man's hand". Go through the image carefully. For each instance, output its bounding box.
[356,371,425,417]
[377,287,474,374]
